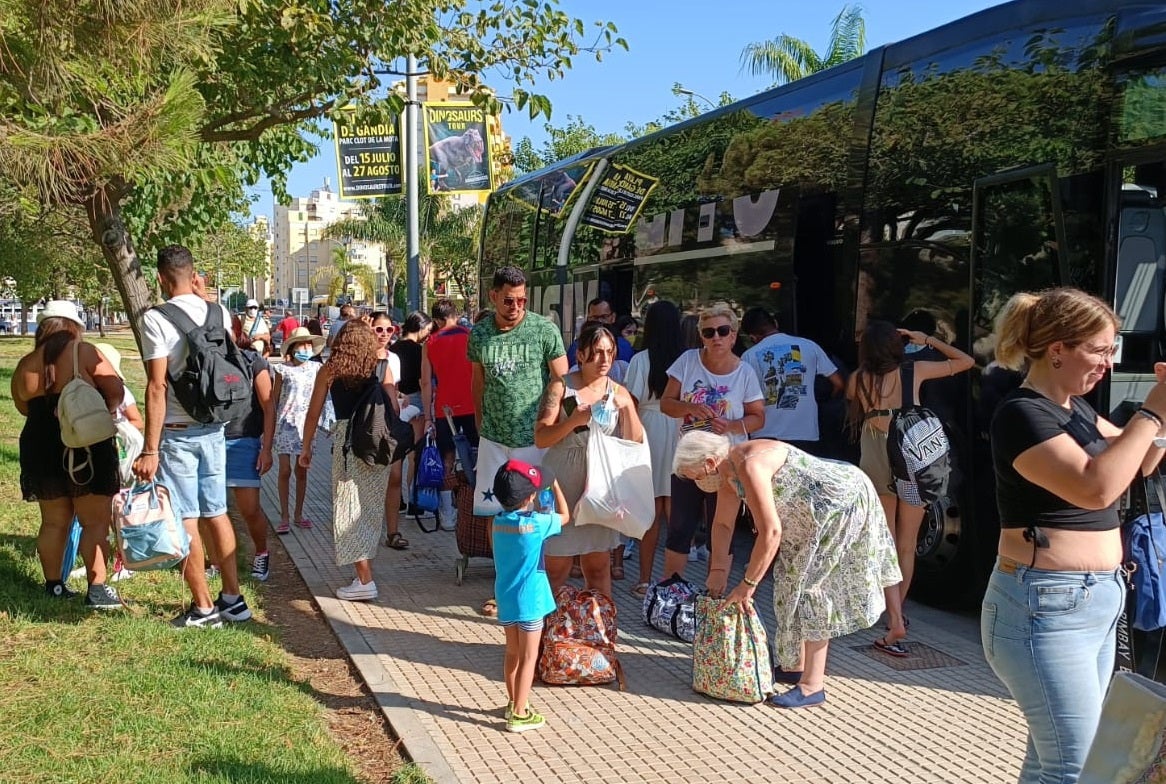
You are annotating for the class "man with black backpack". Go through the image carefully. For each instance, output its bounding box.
[134,245,253,629]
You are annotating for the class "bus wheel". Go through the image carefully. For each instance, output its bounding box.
[915,496,961,570]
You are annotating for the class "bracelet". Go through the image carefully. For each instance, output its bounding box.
[742,576,760,588]
[1138,407,1165,428]
[140,451,158,457]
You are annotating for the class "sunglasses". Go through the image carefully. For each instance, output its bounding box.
[373,326,394,334]
[701,325,733,339]
[502,296,527,308]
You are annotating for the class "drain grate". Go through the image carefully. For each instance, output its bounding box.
[852,641,969,671]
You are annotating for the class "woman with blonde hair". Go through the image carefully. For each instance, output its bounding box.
[660,303,765,581]
[300,320,398,602]
[672,429,901,708]
[984,287,1166,783]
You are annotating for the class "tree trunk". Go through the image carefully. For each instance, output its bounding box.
[84,181,155,356]
[97,299,106,338]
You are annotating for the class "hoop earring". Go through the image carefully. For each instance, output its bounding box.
[1051,356,1062,369]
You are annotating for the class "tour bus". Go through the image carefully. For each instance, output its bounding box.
[478,0,1166,604]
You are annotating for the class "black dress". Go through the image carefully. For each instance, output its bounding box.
[20,395,119,501]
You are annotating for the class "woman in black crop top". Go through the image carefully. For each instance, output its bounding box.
[983,288,1166,783]
[299,320,399,602]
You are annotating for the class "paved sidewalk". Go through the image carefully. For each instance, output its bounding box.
[262,437,1026,784]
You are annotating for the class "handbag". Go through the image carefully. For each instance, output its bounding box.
[114,419,144,488]
[642,573,703,643]
[111,482,190,571]
[1079,672,1166,783]
[1124,470,1166,632]
[573,418,655,538]
[692,595,774,703]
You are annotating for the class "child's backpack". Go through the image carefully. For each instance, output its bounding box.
[642,573,702,643]
[57,340,119,484]
[538,584,626,690]
[345,376,415,467]
[155,302,253,425]
[887,361,952,505]
[111,482,190,571]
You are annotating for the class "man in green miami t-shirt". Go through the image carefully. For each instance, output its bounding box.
[468,265,567,515]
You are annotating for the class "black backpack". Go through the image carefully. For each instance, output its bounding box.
[886,362,952,505]
[344,369,415,467]
[155,302,253,424]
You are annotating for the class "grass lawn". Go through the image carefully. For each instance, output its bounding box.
[0,333,415,784]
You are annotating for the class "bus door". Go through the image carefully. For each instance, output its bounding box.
[1107,152,1166,414]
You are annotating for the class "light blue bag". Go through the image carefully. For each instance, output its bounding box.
[60,517,81,582]
[111,482,190,571]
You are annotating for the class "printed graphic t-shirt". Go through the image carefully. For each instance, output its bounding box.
[492,510,563,623]
[666,349,763,446]
[741,332,838,441]
[468,312,566,448]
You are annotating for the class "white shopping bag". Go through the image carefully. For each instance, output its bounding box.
[573,420,654,538]
[472,437,545,516]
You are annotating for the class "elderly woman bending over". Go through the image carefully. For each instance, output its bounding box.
[673,430,904,708]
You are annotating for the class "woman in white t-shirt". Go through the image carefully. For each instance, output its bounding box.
[660,303,765,581]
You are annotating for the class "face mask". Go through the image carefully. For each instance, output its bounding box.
[904,343,924,355]
[694,473,722,494]
[293,348,313,362]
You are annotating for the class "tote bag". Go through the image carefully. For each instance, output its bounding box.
[573,420,654,538]
[692,595,774,704]
[1079,672,1166,783]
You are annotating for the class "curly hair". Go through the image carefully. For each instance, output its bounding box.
[328,319,378,387]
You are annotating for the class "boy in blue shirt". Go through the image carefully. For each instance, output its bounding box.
[491,459,570,733]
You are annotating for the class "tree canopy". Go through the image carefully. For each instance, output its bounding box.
[740,5,866,86]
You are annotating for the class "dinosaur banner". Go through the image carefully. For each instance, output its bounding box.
[423,103,493,195]
[334,114,403,199]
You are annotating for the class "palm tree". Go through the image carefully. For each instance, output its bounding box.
[740,5,866,86]
[312,245,378,305]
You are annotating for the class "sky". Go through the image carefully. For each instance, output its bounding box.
[248,0,1007,220]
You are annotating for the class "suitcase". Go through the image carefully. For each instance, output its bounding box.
[444,407,490,584]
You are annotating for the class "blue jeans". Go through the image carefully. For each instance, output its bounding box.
[981,558,1124,784]
[157,423,228,521]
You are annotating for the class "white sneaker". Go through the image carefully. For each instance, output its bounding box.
[335,578,378,602]
[438,490,457,531]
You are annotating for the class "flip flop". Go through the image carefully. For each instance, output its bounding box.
[385,532,409,550]
[631,582,649,598]
[873,637,910,658]
[275,519,291,535]
[296,518,313,529]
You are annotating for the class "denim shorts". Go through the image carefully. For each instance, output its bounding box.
[981,558,1124,783]
[225,436,261,488]
[157,423,228,521]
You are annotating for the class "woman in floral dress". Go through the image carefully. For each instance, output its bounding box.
[672,430,904,709]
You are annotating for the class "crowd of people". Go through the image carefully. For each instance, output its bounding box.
[15,247,1161,765]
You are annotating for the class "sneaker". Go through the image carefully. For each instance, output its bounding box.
[85,583,124,610]
[274,519,291,535]
[45,580,76,599]
[251,552,271,582]
[622,540,635,560]
[171,605,223,629]
[335,578,378,602]
[506,708,546,733]
[214,592,253,622]
[69,565,87,581]
[205,564,221,580]
[109,566,135,582]
[695,545,710,562]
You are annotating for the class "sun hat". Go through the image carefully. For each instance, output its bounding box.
[92,343,125,379]
[245,298,260,309]
[493,459,557,512]
[282,327,325,357]
[37,300,85,328]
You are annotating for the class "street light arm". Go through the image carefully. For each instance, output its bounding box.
[672,84,717,110]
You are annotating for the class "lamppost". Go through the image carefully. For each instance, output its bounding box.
[673,85,717,111]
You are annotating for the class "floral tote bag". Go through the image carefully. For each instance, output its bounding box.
[692,595,773,704]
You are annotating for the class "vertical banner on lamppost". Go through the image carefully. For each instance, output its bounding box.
[423,103,493,194]
[334,114,403,199]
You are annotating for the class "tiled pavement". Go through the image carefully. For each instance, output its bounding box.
[261,435,1026,784]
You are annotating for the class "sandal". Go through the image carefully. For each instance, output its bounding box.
[296,518,313,529]
[385,532,409,550]
[873,637,910,658]
[611,563,625,580]
[275,519,291,535]
[479,598,498,617]
[631,582,649,598]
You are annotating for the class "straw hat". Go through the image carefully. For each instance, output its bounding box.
[37,300,84,328]
[282,327,325,357]
[93,342,124,379]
